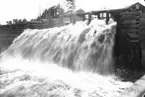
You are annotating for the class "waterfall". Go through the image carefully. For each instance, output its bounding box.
[0,18,133,97]
[2,19,116,75]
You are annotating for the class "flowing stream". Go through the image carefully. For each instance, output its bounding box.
[0,19,133,97]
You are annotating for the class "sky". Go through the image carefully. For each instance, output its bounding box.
[0,0,144,24]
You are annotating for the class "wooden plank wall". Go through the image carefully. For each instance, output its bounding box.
[118,12,141,67]
[140,13,145,66]
[120,12,139,42]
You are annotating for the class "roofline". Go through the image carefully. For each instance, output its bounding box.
[61,2,145,17]
[91,2,145,14]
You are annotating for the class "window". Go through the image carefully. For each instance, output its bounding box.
[85,15,89,19]
[103,13,106,17]
[136,4,139,9]
[100,13,103,17]
[92,15,97,19]
[109,13,111,18]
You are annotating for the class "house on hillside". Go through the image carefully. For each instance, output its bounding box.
[74,9,86,21]
[62,8,86,25]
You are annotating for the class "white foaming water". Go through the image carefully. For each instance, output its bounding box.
[2,19,117,74]
[0,57,133,97]
[0,19,133,97]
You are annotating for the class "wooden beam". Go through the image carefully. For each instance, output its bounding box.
[120,15,137,20]
[121,29,138,33]
[121,20,137,24]
[140,13,145,18]
[120,12,140,15]
[122,24,139,29]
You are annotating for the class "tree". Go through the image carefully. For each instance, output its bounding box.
[56,4,64,15]
[66,0,76,14]
[22,19,27,24]
[13,19,18,24]
[6,19,28,25]
[36,4,64,20]
[6,21,12,25]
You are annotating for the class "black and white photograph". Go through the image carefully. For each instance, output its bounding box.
[0,0,145,97]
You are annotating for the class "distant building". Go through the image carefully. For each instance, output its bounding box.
[61,8,86,25]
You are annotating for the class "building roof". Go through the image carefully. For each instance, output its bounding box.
[88,1,145,15]
[113,2,145,10]
[62,1,145,17]
[63,8,85,15]
[91,1,145,12]
[74,9,85,14]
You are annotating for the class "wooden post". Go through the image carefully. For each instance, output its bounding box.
[136,12,142,66]
[72,14,76,24]
[83,15,85,21]
[69,15,72,24]
[60,15,63,26]
[88,12,92,25]
[106,12,109,24]
[98,13,100,19]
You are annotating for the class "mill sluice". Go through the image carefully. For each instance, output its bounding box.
[76,2,145,69]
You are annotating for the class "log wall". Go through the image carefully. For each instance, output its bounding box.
[140,13,145,66]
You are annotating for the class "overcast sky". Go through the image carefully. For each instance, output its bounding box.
[0,0,143,24]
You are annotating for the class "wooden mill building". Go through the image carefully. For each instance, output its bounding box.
[72,2,145,68]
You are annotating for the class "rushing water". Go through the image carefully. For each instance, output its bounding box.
[0,19,133,97]
[2,19,116,74]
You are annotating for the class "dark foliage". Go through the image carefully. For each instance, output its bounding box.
[6,19,28,25]
[36,4,64,21]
